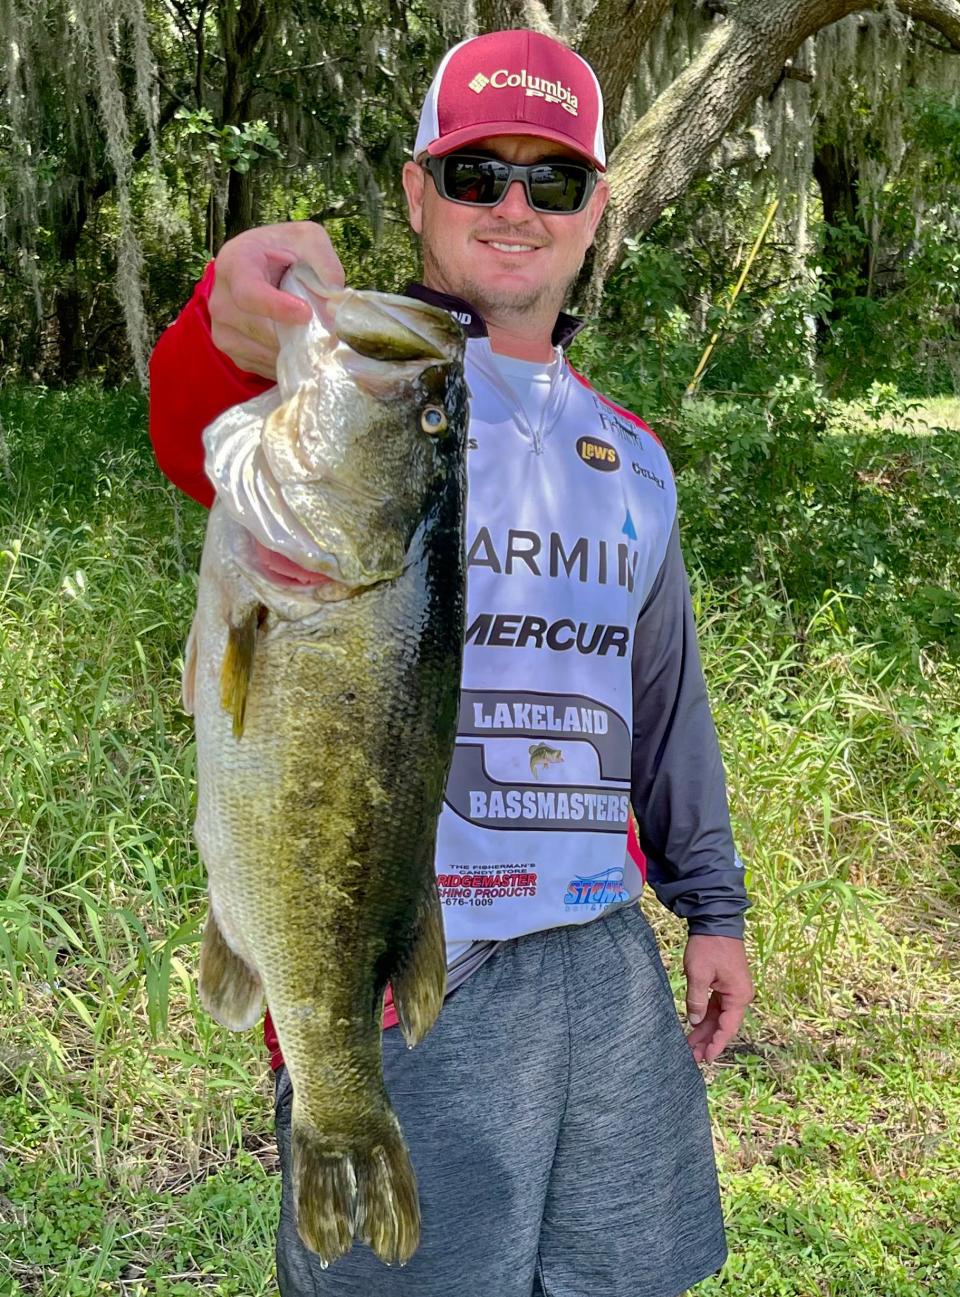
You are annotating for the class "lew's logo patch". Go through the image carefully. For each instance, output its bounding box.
[576,436,620,472]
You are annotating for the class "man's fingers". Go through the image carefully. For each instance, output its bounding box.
[683,935,754,1061]
[207,221,347,372]
[687,999,746,1064]
[686,996,719,1060]
[208,322,280,381]
[230,273,312,328]
[211,307,279,355]
[258,223,346,290]
[702,1021,738,1064]
[686,980,711,1027]
[709,1002,746,1056]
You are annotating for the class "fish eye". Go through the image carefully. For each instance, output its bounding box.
[420,405,448,436]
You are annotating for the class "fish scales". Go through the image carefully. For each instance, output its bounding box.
[182,266,467,1267]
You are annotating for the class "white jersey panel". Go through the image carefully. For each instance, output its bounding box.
[436,339,677,944]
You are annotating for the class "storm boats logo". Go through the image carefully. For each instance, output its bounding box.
[564,866,630,909]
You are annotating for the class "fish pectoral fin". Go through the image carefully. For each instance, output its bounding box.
[389,885,446,1049]
[198,910,263,1031]
[219,604,266,739]
[181,618,200,716]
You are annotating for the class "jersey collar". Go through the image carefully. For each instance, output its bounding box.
[402,282,585,350]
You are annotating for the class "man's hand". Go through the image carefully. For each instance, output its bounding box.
[683,934,754,1064]
[209,222,346,380]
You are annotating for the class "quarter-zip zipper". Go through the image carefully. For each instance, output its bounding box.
[467,339,572,455]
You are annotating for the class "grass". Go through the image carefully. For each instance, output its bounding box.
[1,386,958,1295]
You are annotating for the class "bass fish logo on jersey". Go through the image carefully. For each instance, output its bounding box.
[576,436,620,472]
[529,743,563,778]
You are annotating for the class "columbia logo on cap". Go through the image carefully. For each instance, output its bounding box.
[468,68,579,116]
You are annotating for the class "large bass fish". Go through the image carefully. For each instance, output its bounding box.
[181,264,467,1266]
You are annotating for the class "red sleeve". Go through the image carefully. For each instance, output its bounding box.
[148,261,274,508]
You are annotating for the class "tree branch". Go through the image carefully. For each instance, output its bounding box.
[897,0,960,45]
[473,0,556,36]
[575,0,673,138]
[583,0,960,308]
[90,90,187,205]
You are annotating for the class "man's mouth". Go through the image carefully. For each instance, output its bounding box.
[478,239,544,255]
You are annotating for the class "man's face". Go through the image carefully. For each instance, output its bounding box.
[402,135,609,326]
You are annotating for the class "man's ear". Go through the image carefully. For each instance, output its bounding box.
[584,178,610,247]
[402,161,426,235]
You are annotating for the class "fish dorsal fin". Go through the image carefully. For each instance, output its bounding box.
[390,885,446,1049]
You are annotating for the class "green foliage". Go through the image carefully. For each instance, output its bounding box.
[173,109,282,176]
[0,0,447,383]
[575,329,960,658]
[811,88,960,394]
[2,386,959,1293]
[581,80,960,412]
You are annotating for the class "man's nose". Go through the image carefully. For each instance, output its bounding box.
[495,179,534,218]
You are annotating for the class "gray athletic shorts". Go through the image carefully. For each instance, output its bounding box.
[273,902,727,1296]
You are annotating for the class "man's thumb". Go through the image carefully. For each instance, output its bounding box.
[686,980,711,1027]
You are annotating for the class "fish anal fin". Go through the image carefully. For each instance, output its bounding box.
[198,910,263,1031]
[390,885,446,1049]
[219,604,267,738]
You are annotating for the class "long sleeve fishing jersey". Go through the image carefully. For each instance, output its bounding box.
[149,265,750,1055]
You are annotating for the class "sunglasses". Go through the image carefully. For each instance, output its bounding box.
[422,152,598,215]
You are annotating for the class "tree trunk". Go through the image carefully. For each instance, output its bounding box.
[444,0,960,307]
[576,0,674,147]
[219,0,275,243]
[812,140,871,328]
[583,0,960,309]
[226,168,256,242]
[474,0,554,34]
[48,92,182,381]
[50,179,90,384]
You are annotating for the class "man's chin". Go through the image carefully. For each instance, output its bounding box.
[421,250,568,323]
[460,278,551,321]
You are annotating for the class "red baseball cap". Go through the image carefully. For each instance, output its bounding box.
[414,29,606,172]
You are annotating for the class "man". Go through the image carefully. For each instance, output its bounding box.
[150,28,753,1297]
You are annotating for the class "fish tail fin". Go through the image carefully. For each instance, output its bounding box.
[198,910,263,1031]
[390,884,446,1049]
[293,1112,420,1267]
[353,1116,420,1265]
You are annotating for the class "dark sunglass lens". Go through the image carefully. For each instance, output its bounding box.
[528,163,589,212]
[444,156,510,205]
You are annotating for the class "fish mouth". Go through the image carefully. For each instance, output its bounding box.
[249,538,342,590]
[284,264,463,366]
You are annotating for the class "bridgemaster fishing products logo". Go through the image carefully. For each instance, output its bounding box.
[564,866,630,910]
